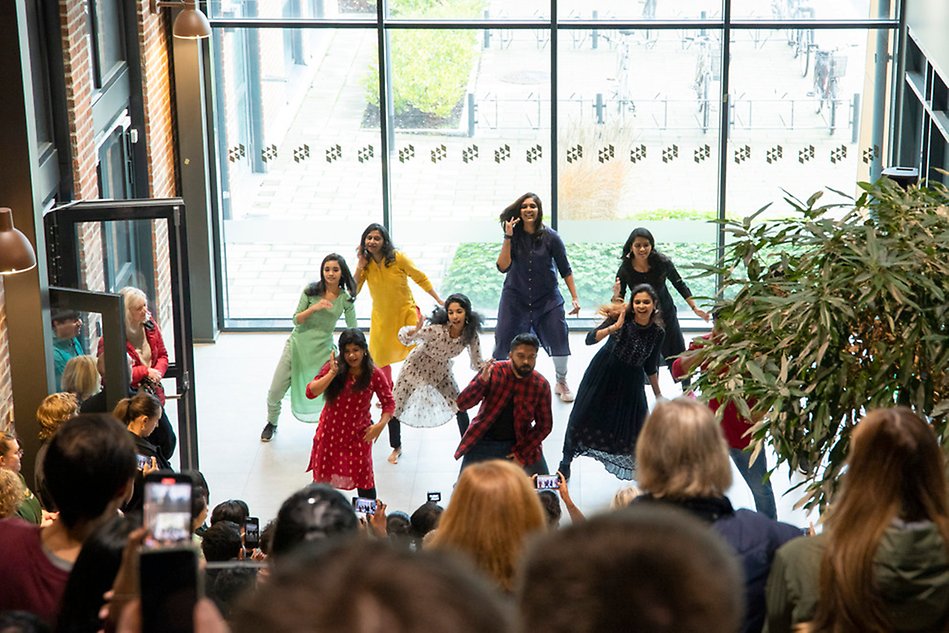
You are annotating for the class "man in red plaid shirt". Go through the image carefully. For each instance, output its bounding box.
[454,333,552,475]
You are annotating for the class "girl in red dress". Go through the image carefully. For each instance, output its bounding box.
[305,328,394,499]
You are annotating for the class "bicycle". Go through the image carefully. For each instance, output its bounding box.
[791,2,816,77]
[813,47,847,133]
[690,34,714,134]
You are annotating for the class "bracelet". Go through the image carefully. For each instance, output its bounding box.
[503,234,512,240]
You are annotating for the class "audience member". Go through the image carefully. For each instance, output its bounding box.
[429,459,546,592]
[385,511,413,550]
[672,320,778,519]
[51,310,83,391]
[54,515,133,633]
[210,499,250,526]
[555,471,584,524]
[766,407,949,632]
[409,501,443,547]
[202,520,244,562]
[518,504,743,633]
[33,393,79,510]
[113,393,170,513]
[0,611,51,633]
[0,433,43,524]
[0,468,25,519]
[232,539,514,633]
[60,355,100,405]
[634,398,800,633]
[610,484,641,510]
[0,414,136,625]
[269,484,358,560]
[259,519,277,557]
[537,490,561,528]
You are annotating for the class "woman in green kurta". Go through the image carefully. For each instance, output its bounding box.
[260,254,357,441]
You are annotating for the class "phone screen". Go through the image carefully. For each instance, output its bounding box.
[144,474,193,549]
[535,474,560,490]
[244,517,260,550]
[136,454,150,471]
[352,497,377,515]
[141,548,200,633]
[427,491,441,503]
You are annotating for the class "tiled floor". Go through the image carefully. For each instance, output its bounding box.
[193,330,812,529]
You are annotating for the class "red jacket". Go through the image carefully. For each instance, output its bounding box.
[97,320,169,403]
[671,335,754,450]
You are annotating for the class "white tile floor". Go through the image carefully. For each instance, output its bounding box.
[192,331,812,528]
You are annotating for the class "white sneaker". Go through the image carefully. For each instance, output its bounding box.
[555,380,575,403]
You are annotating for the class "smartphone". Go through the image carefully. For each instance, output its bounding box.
[140,547,201,633]
[144,471,194,549]
[352,496,377,515]
[535,474,561,490]
[136,453,150,471]
[244,516,260,551]
[427,491,442,503]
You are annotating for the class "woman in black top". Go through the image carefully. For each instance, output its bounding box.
[113,393,171,513]
[612,228,709,380]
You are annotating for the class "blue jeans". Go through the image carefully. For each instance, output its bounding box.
[460,439,550,477]
[729,447,777,520]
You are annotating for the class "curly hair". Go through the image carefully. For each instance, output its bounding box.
[37,392,79,441]
[0,468,25,519]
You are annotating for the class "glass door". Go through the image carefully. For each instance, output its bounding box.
[44,199,199,470]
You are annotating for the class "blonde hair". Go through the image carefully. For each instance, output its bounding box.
[610,485,641,510]
[36,393,79,441]
[429,460,546,591]
[61,355,100,400]
[636,398,732,499]
[0,468,24,518]
[119,286,149,340]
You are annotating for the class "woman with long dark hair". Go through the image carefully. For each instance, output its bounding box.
[305,329,395,500]
[354,223,443,463]
[613,228,709,382]
[495,193,581,402]
[558,283,665,481]
[391,293,485,436]
[766,408,949,632]
[260,253,357,441]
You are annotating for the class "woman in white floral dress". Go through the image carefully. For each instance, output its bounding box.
[392,293,485,438]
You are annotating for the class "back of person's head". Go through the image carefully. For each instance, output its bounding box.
[55,516,134,633]
[111,393,161,428]
[610,485,641,510]
[270,484,358,559]
[259,519,277,556]
[636,398,732,499]
[0,467,25,518]
[202,520,243,562]
[537,490,561,528]
[814,407,949,631]
[386,511,413,549]
[410,501,443,542]
[519,504,743,633]
[0,611,50,633]
[44,413,136,528]
[61,355,100,401]
[232,538,514,633]
[429,460,546,591]
[191,482,209,531]
[36,393,79,441]
[210,499,249,526]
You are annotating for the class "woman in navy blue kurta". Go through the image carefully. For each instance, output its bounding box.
[494,193,581,402]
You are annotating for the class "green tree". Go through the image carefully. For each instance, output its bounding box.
[690,178,949,511]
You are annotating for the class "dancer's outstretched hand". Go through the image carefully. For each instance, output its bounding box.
[478,359,496,384]
[328,351,339,375]
[503,217,520,236]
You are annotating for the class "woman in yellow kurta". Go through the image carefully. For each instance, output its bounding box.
[355,223,443,464]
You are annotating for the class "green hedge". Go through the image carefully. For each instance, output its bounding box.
[442,242,719,316]
[364,0,484,119]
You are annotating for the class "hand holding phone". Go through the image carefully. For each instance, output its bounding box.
[244,517,260,552]
[352,496,377,515]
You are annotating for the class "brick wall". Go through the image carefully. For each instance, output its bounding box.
[137,0,176,331]
[0,281,12,434]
